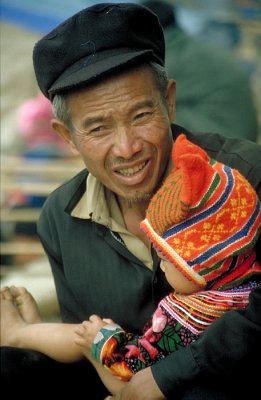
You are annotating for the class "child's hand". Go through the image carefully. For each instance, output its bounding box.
[74,314,112,349]
[102,318,114,324]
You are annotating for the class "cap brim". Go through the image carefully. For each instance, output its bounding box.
[49,48,154,98]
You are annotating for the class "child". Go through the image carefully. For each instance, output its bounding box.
[73,134,261,381]
[1,135,261,394]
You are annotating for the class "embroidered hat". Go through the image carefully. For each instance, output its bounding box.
[33,3,165,100]
[140,134,261,289]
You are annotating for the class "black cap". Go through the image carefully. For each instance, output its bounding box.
[33,2,165,100]
[141,1,177,29]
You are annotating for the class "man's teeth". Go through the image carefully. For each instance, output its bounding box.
[118,161,146,176]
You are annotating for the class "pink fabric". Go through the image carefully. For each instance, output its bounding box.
[17,93,68,153]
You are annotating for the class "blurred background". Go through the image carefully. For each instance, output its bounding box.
[1,0,261,318]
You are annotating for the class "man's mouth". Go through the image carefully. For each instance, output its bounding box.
[117,161,147,177]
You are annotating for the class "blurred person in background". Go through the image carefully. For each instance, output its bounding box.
[142,0,259,142]
[1,93,76,266]
[16,92,71,159]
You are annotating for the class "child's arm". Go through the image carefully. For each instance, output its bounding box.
[24,321,127,394]
[74,315,129,395]
[90,356,127,395]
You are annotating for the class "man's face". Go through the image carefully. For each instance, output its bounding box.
[61,66,175,203]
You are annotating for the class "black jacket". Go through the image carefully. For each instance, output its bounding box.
[38,125,261,397]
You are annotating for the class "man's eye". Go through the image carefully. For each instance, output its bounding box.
[135,112,151,120]
[90,126,104,133]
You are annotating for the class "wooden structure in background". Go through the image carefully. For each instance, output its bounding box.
[1,155,84,269]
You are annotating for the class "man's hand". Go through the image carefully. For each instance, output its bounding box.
[106,367,165,399]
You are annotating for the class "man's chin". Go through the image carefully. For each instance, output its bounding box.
[123,190,153,205]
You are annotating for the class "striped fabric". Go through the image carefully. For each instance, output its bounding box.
[160,281,259,335]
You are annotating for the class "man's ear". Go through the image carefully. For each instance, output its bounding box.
[165,79,176,122]
[51,118,79,155]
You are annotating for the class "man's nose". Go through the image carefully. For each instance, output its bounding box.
[113,126,142,159]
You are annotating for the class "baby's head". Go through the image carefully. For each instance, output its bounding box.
[140,134,261,291]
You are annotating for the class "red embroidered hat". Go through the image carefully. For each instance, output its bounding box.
[140,134,261,289]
